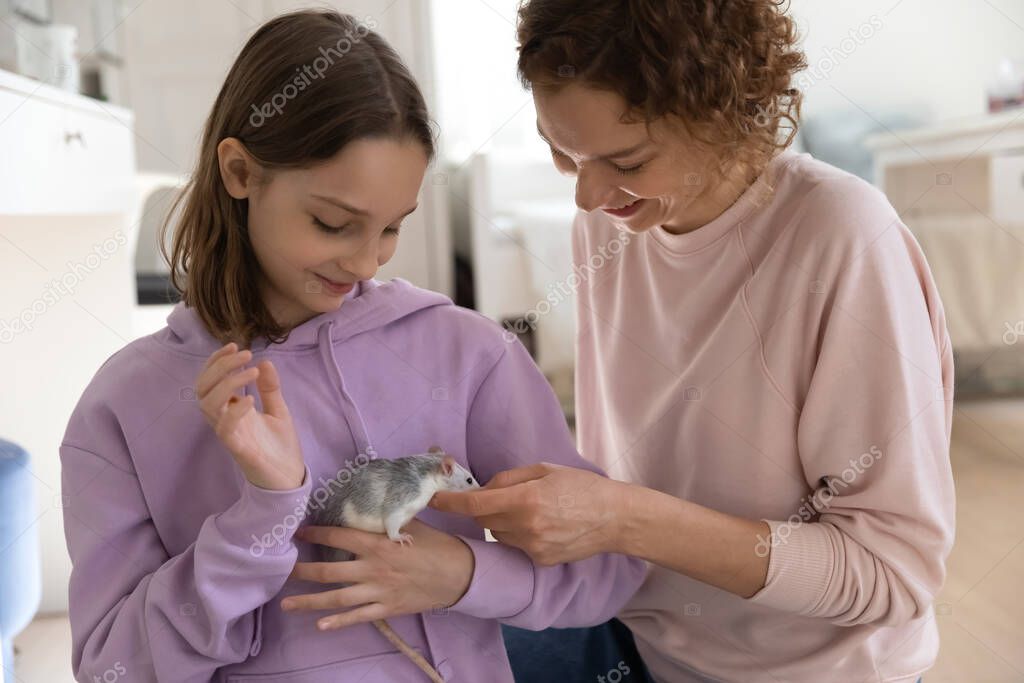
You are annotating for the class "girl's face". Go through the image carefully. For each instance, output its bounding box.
[533,83,751,235]
[219,137,428,329]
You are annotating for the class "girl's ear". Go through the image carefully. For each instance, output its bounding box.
[217,137,260,200]
[441,455,455,476]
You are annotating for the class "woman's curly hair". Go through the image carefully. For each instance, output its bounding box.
[517,0,807,177]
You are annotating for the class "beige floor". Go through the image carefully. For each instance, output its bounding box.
[9,399,1024,682]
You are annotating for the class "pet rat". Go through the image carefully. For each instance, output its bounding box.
[307,447,480,682]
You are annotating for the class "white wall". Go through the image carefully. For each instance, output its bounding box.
[431,0,1024,161]
[788,0,1024,122]
[782,0,1024,121]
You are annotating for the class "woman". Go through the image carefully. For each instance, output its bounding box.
[432,1,954,681]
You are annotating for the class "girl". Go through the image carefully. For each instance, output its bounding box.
[59,10,645,683]
[433,1,954,682]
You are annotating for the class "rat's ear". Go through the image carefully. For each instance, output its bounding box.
[428,445,444,454]
[441,455,455,476]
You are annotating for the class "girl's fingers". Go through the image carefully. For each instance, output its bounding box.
[289,558,373,584]
[201,342,236,372]
[196,348,253,398]
[317,603,388,631]
[200,367,259,423]
[281,583,380,612]
[214,394,255,442]
[255,360,291,419]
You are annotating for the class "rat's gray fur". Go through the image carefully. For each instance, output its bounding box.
[309,453,453,562]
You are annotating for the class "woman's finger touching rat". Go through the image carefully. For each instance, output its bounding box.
[433,463,629,565]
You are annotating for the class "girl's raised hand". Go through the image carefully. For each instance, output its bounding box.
[196,342,306,491]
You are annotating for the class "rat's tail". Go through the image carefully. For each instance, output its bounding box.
[372,619,445,682]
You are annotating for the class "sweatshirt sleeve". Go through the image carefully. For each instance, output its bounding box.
[448,334,647,629]
[747,194,956,627]
[61,430,312,682]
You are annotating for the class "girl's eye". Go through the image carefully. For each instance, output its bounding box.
[313,217,348,234]
[615,162,646,176]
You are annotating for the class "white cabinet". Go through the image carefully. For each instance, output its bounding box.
[0,68,135,214]
[0,67,138,614]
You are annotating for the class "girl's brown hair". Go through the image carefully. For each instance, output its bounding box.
[162,9,435,348]
[516,0,806,179]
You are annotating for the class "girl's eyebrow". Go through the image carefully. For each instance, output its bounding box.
[312,194,418,221]
[536,122,649,161]
[311,194,370,215]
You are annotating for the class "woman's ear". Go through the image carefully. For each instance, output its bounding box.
[217,137,260,199]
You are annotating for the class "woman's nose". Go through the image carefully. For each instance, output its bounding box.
[574,165,614,213]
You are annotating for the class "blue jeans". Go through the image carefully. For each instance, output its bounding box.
[502,619,924,683]
[502,618,656,682]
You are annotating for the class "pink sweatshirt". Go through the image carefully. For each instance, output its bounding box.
[573,149,956,683]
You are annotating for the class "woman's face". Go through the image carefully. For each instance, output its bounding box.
[533,83,741,235]
[220,136,428,329]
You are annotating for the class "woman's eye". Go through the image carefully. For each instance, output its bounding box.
[384,224,402,235]
[615,161,646,176]
[313,217,348,234]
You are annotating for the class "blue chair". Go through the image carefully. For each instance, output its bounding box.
[0,439,42,683]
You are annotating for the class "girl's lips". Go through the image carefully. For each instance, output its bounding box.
[602,198,644,218]
[314,273,354,295]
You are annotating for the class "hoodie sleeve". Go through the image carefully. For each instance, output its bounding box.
[449,335,647,629]
[61,428,312,682]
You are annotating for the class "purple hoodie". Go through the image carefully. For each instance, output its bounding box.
[59,277,646,683]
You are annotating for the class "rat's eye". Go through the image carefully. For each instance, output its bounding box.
[466,477,472,484]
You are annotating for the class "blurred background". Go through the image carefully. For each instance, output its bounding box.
[2,1,1023,681]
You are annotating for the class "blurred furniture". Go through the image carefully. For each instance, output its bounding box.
[800,109,922,183]
[0,66,137,613]
[131,172,185,340]
[867,110,1024,395]
[460,152,578,413]
[0,439,42,683]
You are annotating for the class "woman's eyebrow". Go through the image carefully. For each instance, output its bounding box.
[536,122,649,161]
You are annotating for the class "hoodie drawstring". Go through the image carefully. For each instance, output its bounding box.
[317,321,375,458]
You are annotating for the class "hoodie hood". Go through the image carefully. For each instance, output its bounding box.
[165,277,453,356]
[163,278,454,461]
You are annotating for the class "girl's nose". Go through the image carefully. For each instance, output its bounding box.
[342,238,380,281]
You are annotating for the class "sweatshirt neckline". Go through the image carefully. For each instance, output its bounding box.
[647,149,798,256]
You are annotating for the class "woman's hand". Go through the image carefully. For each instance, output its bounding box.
[196,342,305,491]
[429,463,628,565]
[282,520,474,630]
